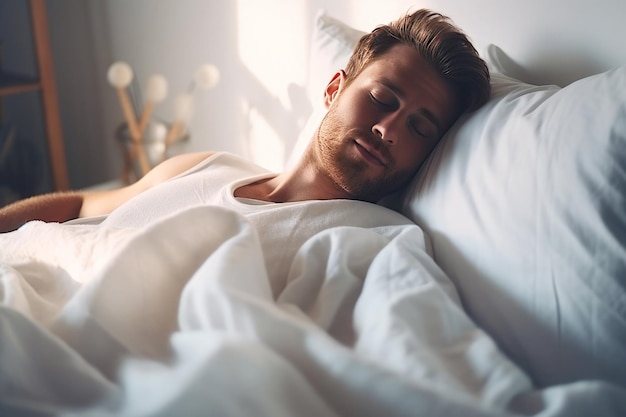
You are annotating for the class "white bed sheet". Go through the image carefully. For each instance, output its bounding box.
[1,206,624,416]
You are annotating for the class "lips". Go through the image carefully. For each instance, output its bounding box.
[354,139,388,167]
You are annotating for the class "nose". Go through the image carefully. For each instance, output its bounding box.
[372,113,400,144]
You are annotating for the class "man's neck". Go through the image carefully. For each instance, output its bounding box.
[235,154,351,203]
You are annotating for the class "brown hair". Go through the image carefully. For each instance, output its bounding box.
[344,9,490,112]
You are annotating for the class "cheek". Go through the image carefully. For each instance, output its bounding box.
[320,105,347,137]
[393,139,432,170]
[335,93,374,125]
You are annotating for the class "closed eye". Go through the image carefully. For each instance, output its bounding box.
[409,116,437,139]
[370,92,397,110]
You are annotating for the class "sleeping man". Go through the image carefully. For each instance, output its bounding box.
[0,9,492,301]
[0,9,489,237]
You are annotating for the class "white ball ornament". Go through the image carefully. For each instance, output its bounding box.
[194,64,220,90]
[174,93,195,123]
[107,61,134,88]
[145,74,169,102]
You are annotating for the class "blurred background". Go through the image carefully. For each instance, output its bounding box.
[1,0,624,203]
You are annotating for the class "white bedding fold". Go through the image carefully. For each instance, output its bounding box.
[1,206,624,416]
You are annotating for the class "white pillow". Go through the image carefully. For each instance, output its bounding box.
[287,11,365,168]
[401,44,626,388]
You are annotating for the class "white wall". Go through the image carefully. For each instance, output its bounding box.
[47,0,626,188]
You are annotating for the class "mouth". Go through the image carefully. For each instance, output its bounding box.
[354,139,388,167]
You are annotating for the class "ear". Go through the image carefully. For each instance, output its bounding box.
[323,70,346,109]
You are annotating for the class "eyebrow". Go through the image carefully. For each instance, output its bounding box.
[378,79,443,136]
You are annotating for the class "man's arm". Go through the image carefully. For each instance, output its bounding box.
[0,192,83,233]
[0,151,215,233]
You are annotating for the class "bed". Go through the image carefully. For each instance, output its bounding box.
[2,5,626,417]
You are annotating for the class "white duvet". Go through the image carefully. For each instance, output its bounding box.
[1,206,624,416]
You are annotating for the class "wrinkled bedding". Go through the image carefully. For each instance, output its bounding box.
[1,206,624,416]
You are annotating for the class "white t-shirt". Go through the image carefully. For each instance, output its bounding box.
[100,152,415,295]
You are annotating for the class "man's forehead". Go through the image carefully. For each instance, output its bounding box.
[364,47,457,111]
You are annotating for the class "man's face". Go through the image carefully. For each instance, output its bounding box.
[314,43,459,202]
